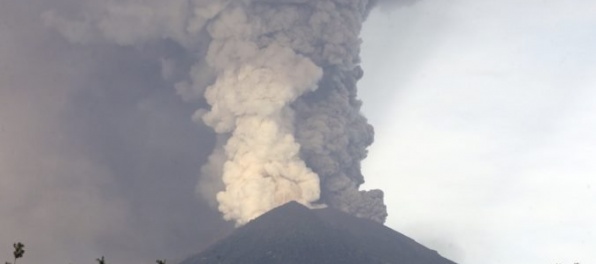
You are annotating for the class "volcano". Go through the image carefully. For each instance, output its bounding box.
[180,202,456,264]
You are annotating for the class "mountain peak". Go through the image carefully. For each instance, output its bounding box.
[181,201,456,264]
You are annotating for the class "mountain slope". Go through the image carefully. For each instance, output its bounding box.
[181,202,456,264]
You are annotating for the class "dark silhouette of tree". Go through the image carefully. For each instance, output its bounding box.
[5,242,24,264]
[3,243,170,264]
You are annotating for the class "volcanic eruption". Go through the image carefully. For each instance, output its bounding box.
[44,0,390,225]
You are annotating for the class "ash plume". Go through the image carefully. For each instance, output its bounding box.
[44,0,389,225]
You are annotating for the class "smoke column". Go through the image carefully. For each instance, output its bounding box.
[45,0,388,225]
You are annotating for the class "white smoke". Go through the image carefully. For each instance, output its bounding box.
[44,0,389,225]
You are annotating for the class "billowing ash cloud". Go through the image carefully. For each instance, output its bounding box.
[44,0,388,225]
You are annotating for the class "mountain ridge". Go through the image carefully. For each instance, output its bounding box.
[180,202,457,264]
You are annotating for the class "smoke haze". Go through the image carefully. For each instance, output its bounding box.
[1,1,230,263]
[1,0,400,262]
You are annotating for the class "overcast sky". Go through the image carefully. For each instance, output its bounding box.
[360,1,596,264]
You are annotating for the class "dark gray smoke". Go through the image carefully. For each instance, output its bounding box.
[0,0,403,262]
[375,0,419,8]
[41,0,389,225]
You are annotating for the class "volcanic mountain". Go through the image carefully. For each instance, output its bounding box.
[180,202,457,264]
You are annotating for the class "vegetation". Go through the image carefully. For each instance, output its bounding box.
[2,242,585,264]
[4,242,167,264]
[5,242,24,264]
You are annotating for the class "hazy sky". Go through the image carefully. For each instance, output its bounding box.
[360,1,596,264]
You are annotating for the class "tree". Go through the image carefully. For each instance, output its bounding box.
[156,259,166,264]
[5,242,24,264]
[96,256,106,264]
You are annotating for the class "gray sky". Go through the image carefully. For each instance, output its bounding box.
[360,1,596,264]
